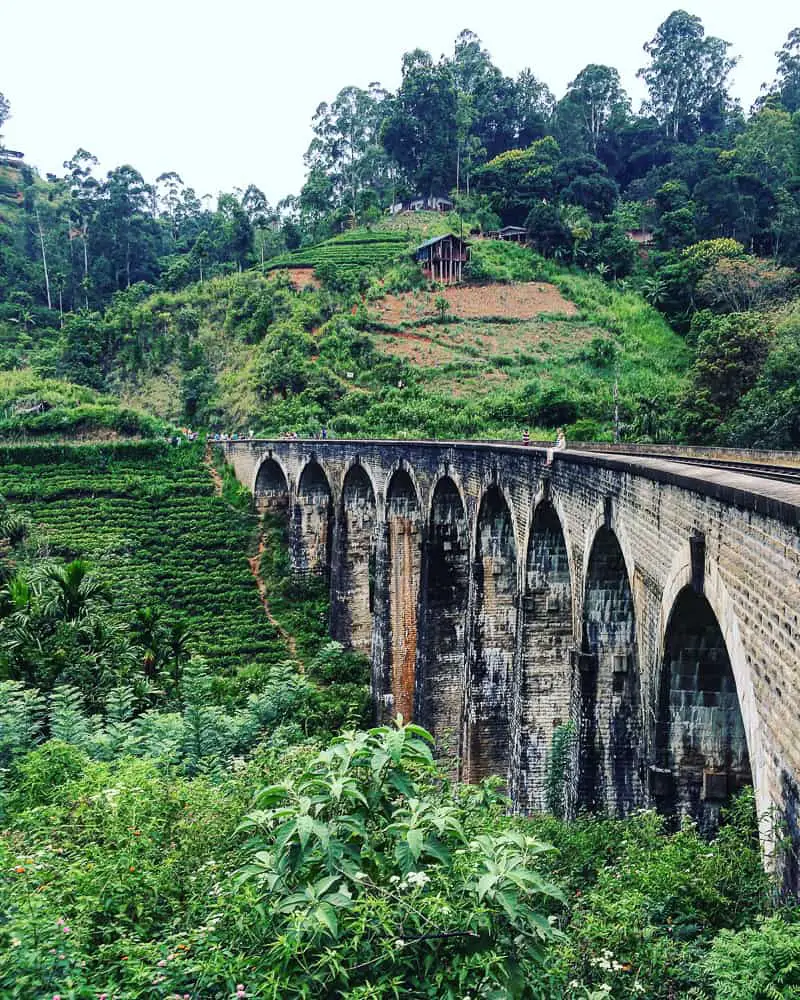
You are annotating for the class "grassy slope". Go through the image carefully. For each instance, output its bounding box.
[0,219,685,441]
[0,442,294,702]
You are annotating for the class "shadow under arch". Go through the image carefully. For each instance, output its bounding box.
[579,524,642,817]
[383,468,422,723]
[292,458,333,580]
[330,463,377,656]
[654,585,752,834]
[254,456,290,513]
[513,500,574,812]
[416,475,470,766]
[466,484,518,787]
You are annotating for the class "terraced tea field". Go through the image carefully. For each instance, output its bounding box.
[0,442,289,700]
[267,229,411,275]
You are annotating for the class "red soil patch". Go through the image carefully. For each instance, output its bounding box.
[375,282,576,324]
[284,267,321,290]
[377,332,462,367]
[374,318,601,369]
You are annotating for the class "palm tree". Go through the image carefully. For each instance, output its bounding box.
[167,620,193,689]
[0,511,30,546]
[130,606,164,679]
[39,559,111,622]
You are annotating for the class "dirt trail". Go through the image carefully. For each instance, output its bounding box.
[203,443,224,496]
[248,535,299,662]
[204,443,300,664]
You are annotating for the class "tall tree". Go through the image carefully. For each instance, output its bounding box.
[451,30,517,162]
[0,91,10,140]
[764,28,800,112]
[305,84,391,217]
[63,149,101,308]
[381,49,458,196]
[638,11,738,140]
[514,69,555,147]
[556,65,630,155]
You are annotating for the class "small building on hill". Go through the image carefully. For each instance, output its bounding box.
[487,225,529,243]
[0,149,25,169]
[389,194,454,215]
[414,234,470,284]
[625,228,655,246]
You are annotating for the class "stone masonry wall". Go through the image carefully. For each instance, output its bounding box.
[225,439,800,889]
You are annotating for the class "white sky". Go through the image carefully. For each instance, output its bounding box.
[2,0,797,205]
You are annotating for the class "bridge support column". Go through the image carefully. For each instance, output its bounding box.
[374,470,422,724]
[330,465,377,657]
[416,477,469,771]
[465,487,518,788]
[579,525,643,817]
[290,460,333,578]
[511,502,574,813]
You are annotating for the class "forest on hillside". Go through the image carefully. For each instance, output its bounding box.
[1,10,800,447]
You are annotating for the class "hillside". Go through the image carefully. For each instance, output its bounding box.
[51,236,683,443]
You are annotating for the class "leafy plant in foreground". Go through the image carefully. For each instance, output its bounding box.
[237,720,564,996]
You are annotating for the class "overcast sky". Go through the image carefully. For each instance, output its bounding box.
[2,0,797,205]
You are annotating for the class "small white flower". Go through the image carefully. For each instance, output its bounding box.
[389,875,400,884]
[406,871,430,887]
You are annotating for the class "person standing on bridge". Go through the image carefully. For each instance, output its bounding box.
[546,427,567,466]
[522,428,530,446]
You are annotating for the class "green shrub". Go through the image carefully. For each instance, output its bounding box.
[703,914,800,999]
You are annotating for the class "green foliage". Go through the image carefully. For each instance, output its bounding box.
[727,308,800,448]
[682,311,772,442]
[703,914,800,999]
[237,721,564,995]
[468,240,539,282]
[544,722,575,819]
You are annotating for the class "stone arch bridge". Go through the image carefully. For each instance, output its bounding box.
[223,438,800,889]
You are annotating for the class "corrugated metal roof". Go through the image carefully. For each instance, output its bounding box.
[414,234,469,252]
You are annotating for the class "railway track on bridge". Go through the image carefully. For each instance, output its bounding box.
[596,452,800,485]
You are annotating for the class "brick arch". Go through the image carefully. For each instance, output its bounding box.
[580,497,638,619]
[657,548,770,853]
[292,458,334,579]
[330,463,378,656]
[384,460,423,514]
[469,481,521,568]
[578,519,643,817]
[337,458,381,517]
[466,485,519,786]
[655,584,752,834]
[416,474,471,764]
[253,453,291,512]
[425,466,468,528]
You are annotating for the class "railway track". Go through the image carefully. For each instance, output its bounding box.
[588,451,800,485]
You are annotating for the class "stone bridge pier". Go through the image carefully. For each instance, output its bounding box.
[225,438,800,892]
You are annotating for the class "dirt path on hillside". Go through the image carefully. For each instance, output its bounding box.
[203,443,224,496]
[204,443,301,665]
[248,535,300,662]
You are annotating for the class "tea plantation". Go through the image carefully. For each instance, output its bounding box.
[0,441,287,699]
[266,229,411,274]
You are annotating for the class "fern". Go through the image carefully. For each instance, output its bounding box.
[180,658,229,775]
[49,684,94,749]
[0,680,45,768]
[544,721,576,819]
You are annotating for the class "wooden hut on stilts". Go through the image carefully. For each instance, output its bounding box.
[414,234,470,284]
